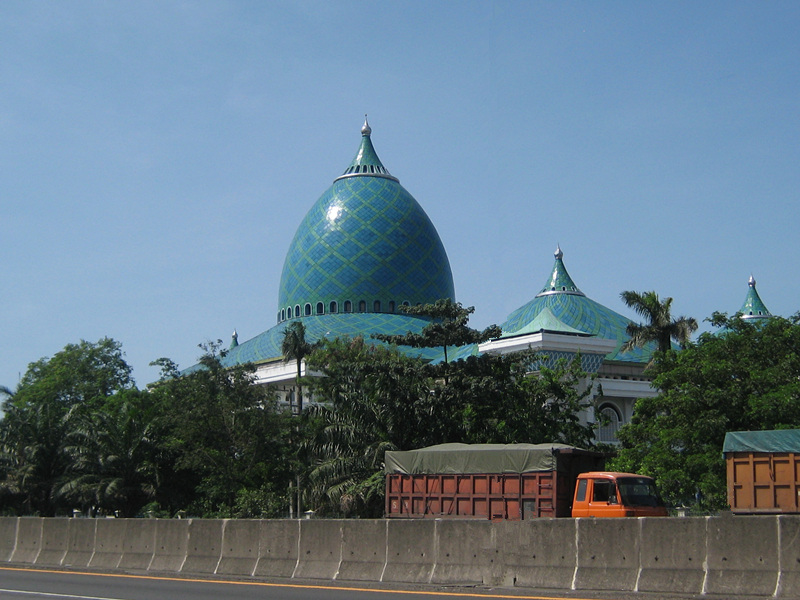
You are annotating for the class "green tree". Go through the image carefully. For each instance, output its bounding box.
[441,350,598,448]
[150,343,292,517]
[303,336,599,517]
[373,299,501,366]
[620,290,698,354]
[281,321,314,414]
[60,389,159,517]
[303,337,432,517]
[610,313,800,510]
[0,338,134,516]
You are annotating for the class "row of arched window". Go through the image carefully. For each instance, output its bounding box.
[278,299,411,323]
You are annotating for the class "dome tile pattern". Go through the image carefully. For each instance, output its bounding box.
[278,125,454,322]
[739,275,772,320]
[208,313,444,372]
[500,247,656,363]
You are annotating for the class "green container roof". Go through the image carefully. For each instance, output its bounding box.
[723,430,800,454]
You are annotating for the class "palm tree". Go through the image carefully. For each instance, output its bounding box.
[281,321,313,414]
[61,392,158,517]
[620,290,698,354]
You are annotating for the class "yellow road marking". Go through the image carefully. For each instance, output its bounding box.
[0,566,605,600]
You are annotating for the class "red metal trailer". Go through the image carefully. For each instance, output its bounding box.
[723,430,800,514]
[385,443,605,520]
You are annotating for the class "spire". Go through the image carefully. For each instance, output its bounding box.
[537,245,585,297]
[229,330,239,349]
[335,115,398,182]
[739,275,772,320]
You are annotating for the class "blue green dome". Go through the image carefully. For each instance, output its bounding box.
[277,117,455,323]
[500,246,656,363]
[739,275,772,320]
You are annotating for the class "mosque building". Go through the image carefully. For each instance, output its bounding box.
[205,118,773,443]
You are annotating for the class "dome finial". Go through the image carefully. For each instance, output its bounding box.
[555,244,563,260]
[361,114,371,136]
[749,274,756,288]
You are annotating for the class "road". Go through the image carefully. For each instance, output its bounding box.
[0,566,768,600]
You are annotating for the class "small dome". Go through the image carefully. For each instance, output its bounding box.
[500,247,656,363]
[739,275,772,320]
[277,120,455,322]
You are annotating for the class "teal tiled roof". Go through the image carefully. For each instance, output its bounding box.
[500,247,656,363]
[504,307,588,337]
[277,118,454,323]
[200,313,445,373]
[739,275,772,320]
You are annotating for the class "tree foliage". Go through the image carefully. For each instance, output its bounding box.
[0,339,295,518]
[0,338,135,516]
[610,312,800,510]
[149,342,293,517]
[281,321,314,414]
[373,299,501,364]
[304,319,598,517]
[620,290,698,355]
[302,337,432,516]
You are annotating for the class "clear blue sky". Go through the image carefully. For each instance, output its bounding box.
[2,1,798,390]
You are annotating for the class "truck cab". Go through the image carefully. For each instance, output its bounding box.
[571,472,668,517]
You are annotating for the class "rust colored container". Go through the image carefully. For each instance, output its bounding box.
[723,430,800,514]
[385,443,605,520]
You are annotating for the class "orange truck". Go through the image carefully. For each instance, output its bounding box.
[385,443,668,520]
[571,471,668,517]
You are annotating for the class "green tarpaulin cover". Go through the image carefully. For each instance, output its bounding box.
[723,430,800,454]
[385,443,583,475]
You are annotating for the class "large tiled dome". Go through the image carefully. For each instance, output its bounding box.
[276,118,454,324]
[196,118,456,372]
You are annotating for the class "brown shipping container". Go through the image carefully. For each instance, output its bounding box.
[723,430,800,514]
[385,443,605,520]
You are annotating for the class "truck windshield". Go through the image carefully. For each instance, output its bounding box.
[616,477,664,507]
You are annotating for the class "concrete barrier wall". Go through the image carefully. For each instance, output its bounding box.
[293,518,341,580]
[118,517,156,571]
[778,515,800,599]
[338,519,386,581]
[1,514,798,599]
[10,517,42,564]
[574,518,641,591]
[706,514,779,597]
[149,518,188,572]
[0,517,18,562]
[496,518,577,589]
[182,518,223,574]
[253,519,298,578]
[430,519,496,586]
[382,519,436,584]
[637,516,707,594]
[89,518,127,569]
[217,519,260,576]
[63,518,95,567]
[36,518,69,566]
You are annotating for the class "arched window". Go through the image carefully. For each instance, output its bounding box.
[597,405,622,443]
[295,305,301,318]
[316,302,324,315]
[358,300,366,312]
[304,303,312,316]
[344,300,352,313]
[389,301,395,313]
[330,301,338,314]
[285,307,290,319]
[373,300,381,312]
